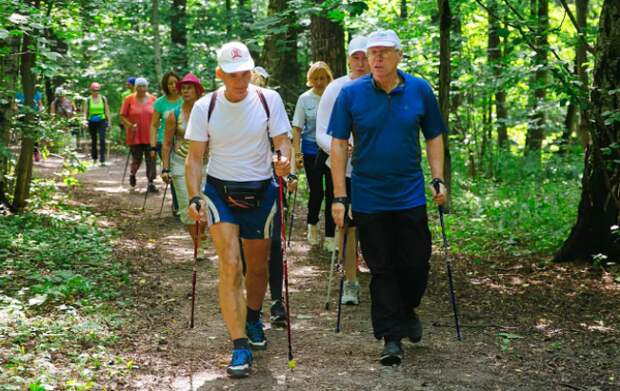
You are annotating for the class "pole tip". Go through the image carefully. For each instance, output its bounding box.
[288,359,297,369]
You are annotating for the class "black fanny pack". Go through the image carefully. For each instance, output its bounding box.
[208,176,270,209]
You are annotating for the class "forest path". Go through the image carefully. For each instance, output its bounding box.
[44,152,619,390]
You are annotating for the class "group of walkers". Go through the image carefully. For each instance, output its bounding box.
[30,28,448,379]
[164,29,447,378]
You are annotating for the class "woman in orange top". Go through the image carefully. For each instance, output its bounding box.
[119,77,158,192]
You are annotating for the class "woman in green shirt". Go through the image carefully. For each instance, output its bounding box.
[83,82,111,166]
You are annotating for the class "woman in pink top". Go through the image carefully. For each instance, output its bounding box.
[120,77,158,192]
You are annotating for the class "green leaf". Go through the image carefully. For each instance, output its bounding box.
[497,332,524,340]
[0,29,8,40]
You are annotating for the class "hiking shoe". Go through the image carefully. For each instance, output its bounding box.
[246,320,267,350]
[99,161,107,167]
[380,340,403,366]
[129,175,136,188]
[323,236,336,252]
[147,183,159,193]
[408,311,423,343]
[226,348,252,378]
[307,224,319,245]
[270,299,287,328]
[341,280,360,305]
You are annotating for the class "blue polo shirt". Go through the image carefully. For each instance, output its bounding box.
[327,70,446,213]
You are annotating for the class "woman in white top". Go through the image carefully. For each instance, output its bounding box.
[292,61,334,249]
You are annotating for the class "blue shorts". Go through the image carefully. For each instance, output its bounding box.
[203,177,278,239]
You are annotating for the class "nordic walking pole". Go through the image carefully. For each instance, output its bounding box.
[276,150,296,369]
[121,149,130,185]
[286,187,298,247]
[324,234,338,310]
[159,182,169,217]
[141,185,149,211]
[335,219,349,333]
[190,206,201,328]
[433,181,463,341]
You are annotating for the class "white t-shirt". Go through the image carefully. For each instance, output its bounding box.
[185,85,291,181]
[315,74,353,177]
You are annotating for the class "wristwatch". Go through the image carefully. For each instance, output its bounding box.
[332,196,349,206]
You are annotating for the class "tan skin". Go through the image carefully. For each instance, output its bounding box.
[331,46,447,228]
[161,83,205,242]
[150,76,180,157]
[185,67,291,340]
[293,68,331,170]
[119,84,152,142]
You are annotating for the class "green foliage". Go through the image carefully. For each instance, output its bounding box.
[437,145,583,260]
[0,204,132,389]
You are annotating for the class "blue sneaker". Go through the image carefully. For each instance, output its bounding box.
[227,348,252,378]
[246,320,267,350]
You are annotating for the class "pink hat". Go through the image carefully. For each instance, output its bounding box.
[89,82,101,91]
[176,73,205,96]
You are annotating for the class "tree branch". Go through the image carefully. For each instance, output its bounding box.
[557,0,595,54]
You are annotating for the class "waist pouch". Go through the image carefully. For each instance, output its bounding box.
[89,114,105,122]
[208,176,270,209]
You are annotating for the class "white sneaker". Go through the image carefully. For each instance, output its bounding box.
[323,236,336,252]
[341,280,360,305]
[307,224,319,245]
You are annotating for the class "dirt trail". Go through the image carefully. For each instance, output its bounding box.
[42,153,619,390]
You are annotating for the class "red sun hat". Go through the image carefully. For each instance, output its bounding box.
[89,82,101,91]
[176,73,205,96]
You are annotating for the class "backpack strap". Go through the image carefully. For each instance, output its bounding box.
[207,90,217,122]
[207,88,271,133]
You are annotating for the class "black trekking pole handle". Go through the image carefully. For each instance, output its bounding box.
[432,181,463,341]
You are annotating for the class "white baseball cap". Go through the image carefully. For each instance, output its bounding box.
[218,42,255,73]
[135,77,148,87]
[254,66,270,78]
[366,30,401,50]
[348,36,368,56]
[54,86,65,96]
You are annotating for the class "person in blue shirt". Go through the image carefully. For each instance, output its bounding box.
[328,29,448,366]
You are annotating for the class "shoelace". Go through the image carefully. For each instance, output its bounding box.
[247,321,265,341]
[231,349,250,366]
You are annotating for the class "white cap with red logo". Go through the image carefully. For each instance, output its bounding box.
[217,42,255,74]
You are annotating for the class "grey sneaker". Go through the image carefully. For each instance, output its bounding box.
[340,280,360,305]
[380,340,403,366]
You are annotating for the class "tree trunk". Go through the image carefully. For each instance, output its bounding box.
[525,0,549,156]
[238,0,259,60]
[310,1,346,78]
[261,0,300,110]
[575,0,591,147]
[488,0,508,149]
[225,0,233,39]
[555,0,620,263]
[170,0,188,74]
[0,36,20,210]
[152,0,162,86]
[401,0,407,19]
[438,0,452,210]
[449,1,464,134]
[13,30,38,212]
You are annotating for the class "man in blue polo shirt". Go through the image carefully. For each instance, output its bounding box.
[328,29,447,366]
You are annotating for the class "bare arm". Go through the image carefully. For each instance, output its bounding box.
[162,113,175,171]
[330,137,349,227]
[426,133,446,205]
[185,139,208,221]
[104,99,112,125]
[150,110,161,148]
[272,133,292,177]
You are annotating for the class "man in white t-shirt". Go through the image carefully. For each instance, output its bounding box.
[185,41,292,379]
[316,36,370,307]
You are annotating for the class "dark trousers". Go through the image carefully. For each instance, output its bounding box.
[269,198,284,301]
[88,120,107,163]
[303,152,335,238]
[354,205,432,340]
[129,144,156,182]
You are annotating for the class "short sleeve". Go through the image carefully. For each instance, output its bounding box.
[327,89,352,141]
[120,96,131,117]
[267,91,292,138]
[185,98,210,142]
[291,95,306,129]
[420,81,447,140]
